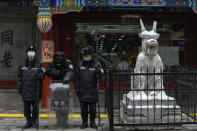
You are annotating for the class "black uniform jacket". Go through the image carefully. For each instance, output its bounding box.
[76,60,104,103]
[17,58,45,101]
[46,59,74,81]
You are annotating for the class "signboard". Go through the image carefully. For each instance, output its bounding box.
[34,0,51,7]
[51,99,68,111]
[0,0,33,7]
[35,0,83,14]
[82,0,192,7]
[41,40,54,62]
[110,0,166,7]
[52,0,82,14]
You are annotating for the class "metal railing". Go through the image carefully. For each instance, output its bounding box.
[105,67,197,131]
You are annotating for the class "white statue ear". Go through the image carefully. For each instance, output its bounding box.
[152,21,157,32]
[140,18,146,32]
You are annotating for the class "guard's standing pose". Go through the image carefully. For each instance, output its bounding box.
[76,46,104,129]
[46,51,73,127]
[17,44,45,129]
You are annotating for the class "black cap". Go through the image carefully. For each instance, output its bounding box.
[81,46,94,55]
[26,44,37,52]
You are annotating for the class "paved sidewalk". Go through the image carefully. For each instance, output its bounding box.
[0,90,111,131]
[1,90,197,131]
[0,117,109,131]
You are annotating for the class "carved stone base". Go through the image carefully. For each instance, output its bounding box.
[124,125,182,131]
[120,94,183,124]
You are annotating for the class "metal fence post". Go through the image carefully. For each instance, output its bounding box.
[105,68,108,114]
[109,70,114,131]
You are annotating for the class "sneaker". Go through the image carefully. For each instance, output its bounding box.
[80,122,88,129]
[90,122,98,129]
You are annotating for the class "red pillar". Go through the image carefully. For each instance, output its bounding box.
[62,15,71,59]
[53,15,61,51]
[41,26,54,108]
[54,14,71,58]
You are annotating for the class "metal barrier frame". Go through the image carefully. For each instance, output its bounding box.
[105,68,197,131]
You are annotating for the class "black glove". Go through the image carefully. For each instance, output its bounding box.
[76,90,80,97]
[60,68,68,76]
[95,63,101,73]
[36,72,43,80]
[94,63,101,70]
[63,79,70,85]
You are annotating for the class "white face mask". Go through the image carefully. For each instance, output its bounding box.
[27,52,35,57]
[83,57,91,61]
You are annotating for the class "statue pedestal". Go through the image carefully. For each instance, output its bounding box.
[120,92,182,124]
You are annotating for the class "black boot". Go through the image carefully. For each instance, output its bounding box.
[80,121,88,129]
[32,119,38,128]
[23,118,32,129]
[90,122,98,129]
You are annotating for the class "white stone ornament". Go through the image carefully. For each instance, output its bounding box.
[120,19,181,125]
[128,18,173,100]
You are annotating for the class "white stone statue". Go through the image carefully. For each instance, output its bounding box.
[128,19,173,100]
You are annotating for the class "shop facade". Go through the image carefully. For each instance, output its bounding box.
[43,10,197,67]
[41,8,197,107]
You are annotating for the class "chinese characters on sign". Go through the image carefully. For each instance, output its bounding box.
[2,31,13,45]
[0,22,34,80]
[0,51,13,68]
[61,0,75,6]
[34,0,51,7]
[0,0,33,7]
[51,99,68,111]
[1,30,14,68]
[50,0,82,14]
[111,0,166,6]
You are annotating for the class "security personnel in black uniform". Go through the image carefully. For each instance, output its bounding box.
[76,46,104,129]
[46,51,73,126]
[17,44,45,129]
[46,51,73,81]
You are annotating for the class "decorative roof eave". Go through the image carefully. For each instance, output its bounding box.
[33,0,196,33]
[33,0,196,14]
[0,0,194,13]
[0,0,195,13]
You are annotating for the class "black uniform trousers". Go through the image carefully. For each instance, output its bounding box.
[80,101,96,123]
[23,100,39,121]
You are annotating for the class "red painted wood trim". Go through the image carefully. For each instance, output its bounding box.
[41,26,54,108]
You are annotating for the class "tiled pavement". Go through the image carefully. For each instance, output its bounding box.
[0,106,111,131]
[1,90,197,131]
[0,90,111,131]
[0,117,109,131]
